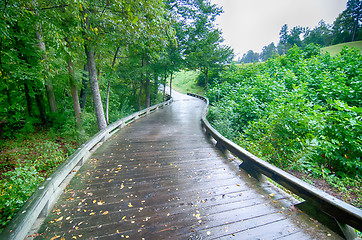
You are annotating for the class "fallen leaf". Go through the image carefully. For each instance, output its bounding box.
[89,212,95,216]
[50,236,60,240]
[207,231,211,235]
[102,211,109,215]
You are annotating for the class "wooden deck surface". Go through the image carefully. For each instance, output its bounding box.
[34,91,340,239]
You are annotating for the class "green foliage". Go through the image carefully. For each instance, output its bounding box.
[0,166,43,229]
[0,131,74,230]
[207,45,362,206]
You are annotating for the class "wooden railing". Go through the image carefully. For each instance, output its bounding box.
[187,92,361,239]
[0,97,172,240]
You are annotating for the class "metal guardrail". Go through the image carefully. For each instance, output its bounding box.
[187,92,362,239]
[0,97,172,240]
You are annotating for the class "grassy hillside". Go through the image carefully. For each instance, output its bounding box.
[321,41,362,56]
[170,70,205,95]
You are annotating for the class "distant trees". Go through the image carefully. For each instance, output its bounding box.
[260,43,277,62]
[166,0,233,88]
[238,0,362,63]
[304,20,332,47]
[238,50,260,63]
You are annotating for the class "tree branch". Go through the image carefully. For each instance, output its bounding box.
[40,4,69,11]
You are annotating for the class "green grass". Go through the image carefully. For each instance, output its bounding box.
[170,70,205,95]
[321,40,362,56]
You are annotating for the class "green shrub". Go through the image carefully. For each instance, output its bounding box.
[207,44,362,206]
[0,166,44,229]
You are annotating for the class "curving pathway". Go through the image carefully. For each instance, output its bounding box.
[34,90,340,239]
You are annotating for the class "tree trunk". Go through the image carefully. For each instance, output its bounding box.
[0,41,12,114]
[24,82,32,116]
[34,87,47,125]
[352,20,358,41]
[85,44,107,130]
[145,76,150,108]
[138,57,145,110]
[205,68,209,89]
[80,65,88,110]
[35,21,57,113]
[138,79,143,111]
[106,46,120,125]
[163,73,167,101]
[3,74,12,110]
[66,51,82,126]
[169,72,173,97]
[105,81,111,125]
[153,73,159,104]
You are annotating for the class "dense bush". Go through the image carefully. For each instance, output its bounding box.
[206,45,362,206]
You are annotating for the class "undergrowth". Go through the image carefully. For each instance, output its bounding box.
[206,45,362,208]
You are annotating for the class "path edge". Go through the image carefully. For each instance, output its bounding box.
[0,98,172,240]
[187,92,361,239]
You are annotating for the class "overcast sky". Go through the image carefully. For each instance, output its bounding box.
[210,0,348,59]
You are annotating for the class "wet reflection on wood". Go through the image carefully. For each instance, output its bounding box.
[35,91,340,240]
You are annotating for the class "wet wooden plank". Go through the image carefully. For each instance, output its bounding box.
[34,91,341,240]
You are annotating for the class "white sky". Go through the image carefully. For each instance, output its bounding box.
[210,0,348,58]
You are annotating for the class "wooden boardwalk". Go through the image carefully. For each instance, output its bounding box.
[34,91,340,239]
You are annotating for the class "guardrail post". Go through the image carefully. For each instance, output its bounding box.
[239,160,267,183]
[215,140,226,153]
[295,201,357,240]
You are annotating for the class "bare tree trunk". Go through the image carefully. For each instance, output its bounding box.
[80,65,88,110]
[34,87,47,125]
[65,38,81,126]
[66,53,82,126]
[24,82,32,116]
[0,41,12,114]
[163,73,167,101]
[106,46,120,125]
[352,20,358,41]
[35,16,57,113]
[145,76,150,108]
[138,79,143,111]
[105,81,111,125]
[85,44,107,130]
[153,73,159,105]
[169,72,173,97]
[138,57,145,110]
[205,68,209,89]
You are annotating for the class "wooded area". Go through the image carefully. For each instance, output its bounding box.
[0,0,233,137]
[0,0,233,230]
